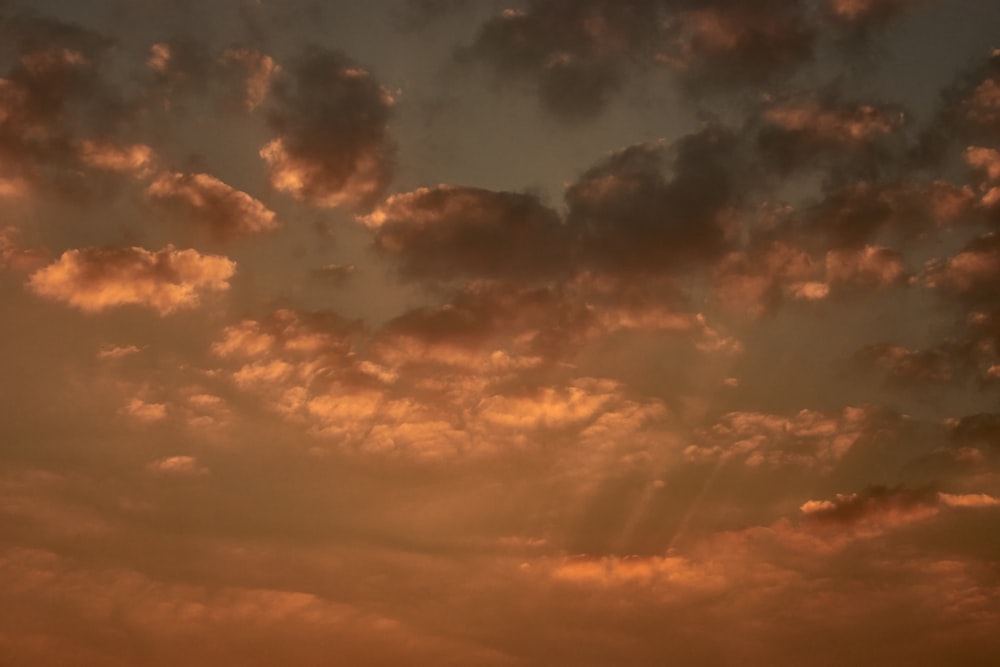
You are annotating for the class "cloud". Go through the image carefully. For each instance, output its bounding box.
[146,455,208,476]
[146,171,279,241]
[261,47,396,209]
[805,180,976,249]
[825,245,908,290]
[566,128,744,275]
[923,232,1000,299]
[460,0,662,120]
[28,245,235,315]
[854,343,954,383]
[361,185,567,282]
[685,405,905,468]
[756,91,906,175]
[218,47,280,111]
[120,397,168,422]
[658,0,815,88]
[712,240,820,316]
[821,0,922,29]
[799,485,1000,538]
[75,140,155,175]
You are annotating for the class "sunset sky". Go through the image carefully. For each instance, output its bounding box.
[2,0,1000,664]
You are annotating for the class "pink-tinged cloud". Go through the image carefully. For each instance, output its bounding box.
[713,240,821,316]
[659,2,814,86]
[28,245,235,315]
[218,47,280,111]
[76,140,154,175]
[763,98,904,142]
[146,171,279,240]
[923,232,1000,296]
[825,245,908,290]
[261,48,396,209]
[686,405,905,468]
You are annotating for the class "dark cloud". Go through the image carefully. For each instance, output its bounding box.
[363,126,748,284]
[459,0,662,121]
[261,47,396,210]
[916,49,1000,165]
[658,0,815,89]
[803,179,975,249]
[362,185,568,283]
[0,15,134,199]
[567,127,745,274]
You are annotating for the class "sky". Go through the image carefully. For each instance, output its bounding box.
[2,0,1000,664]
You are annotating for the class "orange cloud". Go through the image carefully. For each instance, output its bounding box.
[147,171,279,240]
[686,405,904,468]
[28,245,235,314]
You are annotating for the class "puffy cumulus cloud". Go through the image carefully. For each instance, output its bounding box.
[261,47,396,209]
[208,301,678,460]
[658,0,814,88]
[566,129,743,274]
[362,129,747,283]
[27,245,235,315]
[685,405,905,468]
[360,185,568,282]
[923,232,1000,299]
[212,308,360,361]
[119,396,168,423]
[75,139,155,175]
[964,145,1000,210]
[756,92,906,174]
[461,0,663,120]
[372,280,714,377]
[146,171,279,241]
[218,47,280,111]
[854,343,954,384]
